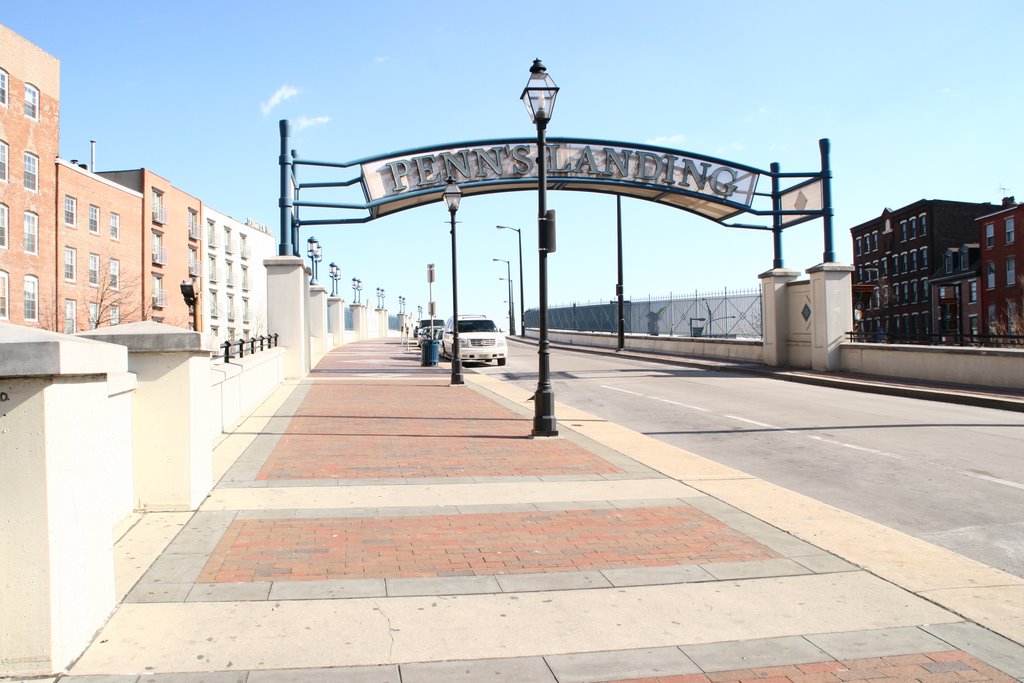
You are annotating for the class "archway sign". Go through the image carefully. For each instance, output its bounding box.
[277,119,836,268]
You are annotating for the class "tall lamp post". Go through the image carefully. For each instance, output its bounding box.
[351,277,362,304]
[521,58,559,436]
[443,176,464,386]
[306,236,322,285]
[376,287,386,308]
[493,258,515,335]
[496,225,525,338]
[329,262,340,296]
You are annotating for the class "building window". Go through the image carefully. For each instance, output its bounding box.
[0,69,7,106]
[901,252,908,272]
[241,265,249,290]
[988,304,997,332]
[152,275,165,308]
[921,278,929,301]
[902,282,908,303]
[944,251,953,274]
[0,270,8,319]
[1007,217,1016,245]
[0,139,7,181]
[985,223,995,249]
[909,217,917,238]
[64,195,77,226]
[856,237,862,256]
[64,247,77,281]
[892,255,899,274]
[0,203,7,249]
[23,152,38,191]
[24,83,39,120]
[189,247,199,276]
[986,261,996,289]
[959,248,969,271]
[89,253,100,286]
[921,247,928,269]
[152,231,166,265]
[109,259,120,290]
[110,212,120,240]
[88,302,100,329]
[188,209,199,239]
[209,254,218,282]
[110,305,120,326]
[23,212,38,254]
[900,221,907,242]
[151,189,166,224]
[969,279,977,303]
[910,280,918,303]
[872,232,878,251]
[207,219,217,246]
[894,285,901,305]
[64,299,77,334]
[89,205,100,233]
[24,275,38,321]
[919,214,927,234]
[910,250,917,271]
[1008,257,1017,286]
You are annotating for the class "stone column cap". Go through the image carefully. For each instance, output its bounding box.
[0,322,128,376]
[806,262,855,274]
[79,321,213,353]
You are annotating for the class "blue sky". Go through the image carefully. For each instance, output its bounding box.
[5,1,1022,325]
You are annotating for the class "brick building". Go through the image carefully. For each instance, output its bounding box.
[96,169,203,329]
[850,199,995,339]
[0,24,60,327]
[54,160,144,331]
[929,243,981,341]
[977,197,1022,334]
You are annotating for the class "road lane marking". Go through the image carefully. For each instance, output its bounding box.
[724,415,779,429]
[652,397,710,412]
[601,385,645,396]
[960,471,1024,490]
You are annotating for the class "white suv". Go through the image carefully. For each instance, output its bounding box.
[441,315,508,366]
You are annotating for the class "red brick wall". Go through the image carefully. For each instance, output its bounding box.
[0,26,60,326]
[54,162,144,330]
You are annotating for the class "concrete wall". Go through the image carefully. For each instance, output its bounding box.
[209,346,285,435]
[541,329,764,363]
[840,343,1024,389]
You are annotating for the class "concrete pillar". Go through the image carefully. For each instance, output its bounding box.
[309,285,328,363]
[82,322,214,512]
[758,268,801,367]
[327,297,345,349]
[0,326,130,677]
[265,256,309,379]
[375,308,389,338]
[807,262,855,371]
[352,303,368,340]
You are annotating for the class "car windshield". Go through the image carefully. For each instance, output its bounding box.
[458,319,498,333]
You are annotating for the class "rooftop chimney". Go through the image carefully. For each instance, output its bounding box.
[1003,196,1016,207]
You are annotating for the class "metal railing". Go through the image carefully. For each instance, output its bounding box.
[847,330,1024,348]
[526,288,763,338]
[152,247,167,265]
[152,206,167,225]
[151,291,167,308]
[220,333,279,362]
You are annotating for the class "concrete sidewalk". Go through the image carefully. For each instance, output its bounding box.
[60,339,1024,682]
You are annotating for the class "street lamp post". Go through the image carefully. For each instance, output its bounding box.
[306,236,322,285]
[496,225,525,338]
[351,278,362,304]
[493,258,515,335]
[521,58,559,436]
[376,287,386,308]
[329,262,340,296]
[443,177,464,386]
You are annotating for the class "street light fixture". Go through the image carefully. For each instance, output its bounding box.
[496,225,525,338]
[306,236,322,285]
[329,262,340,296]
[351,277,362,303]
[376,287,386,308]
[521,58,559,436]
[493,258,515,335]
[443,176,464,386]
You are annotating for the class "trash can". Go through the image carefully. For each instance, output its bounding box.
[420,339,441,367]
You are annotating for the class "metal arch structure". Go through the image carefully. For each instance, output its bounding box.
[277,119,837,268]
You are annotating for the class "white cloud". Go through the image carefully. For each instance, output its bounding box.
[260,85,300,116]
[374,56,390,64]
[646,134,687,147]
[295,115,331,131]
[939,87,962,99]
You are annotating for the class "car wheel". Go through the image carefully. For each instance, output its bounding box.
[497,358,506,366]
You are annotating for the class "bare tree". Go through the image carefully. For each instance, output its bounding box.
[37,264,151,332]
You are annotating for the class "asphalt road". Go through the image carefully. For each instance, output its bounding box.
[473,340,1024,579]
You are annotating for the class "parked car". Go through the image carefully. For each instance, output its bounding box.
[414,318,445,341]
[441,315,507,366]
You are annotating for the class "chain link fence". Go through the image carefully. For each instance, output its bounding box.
[525,288,763,338]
